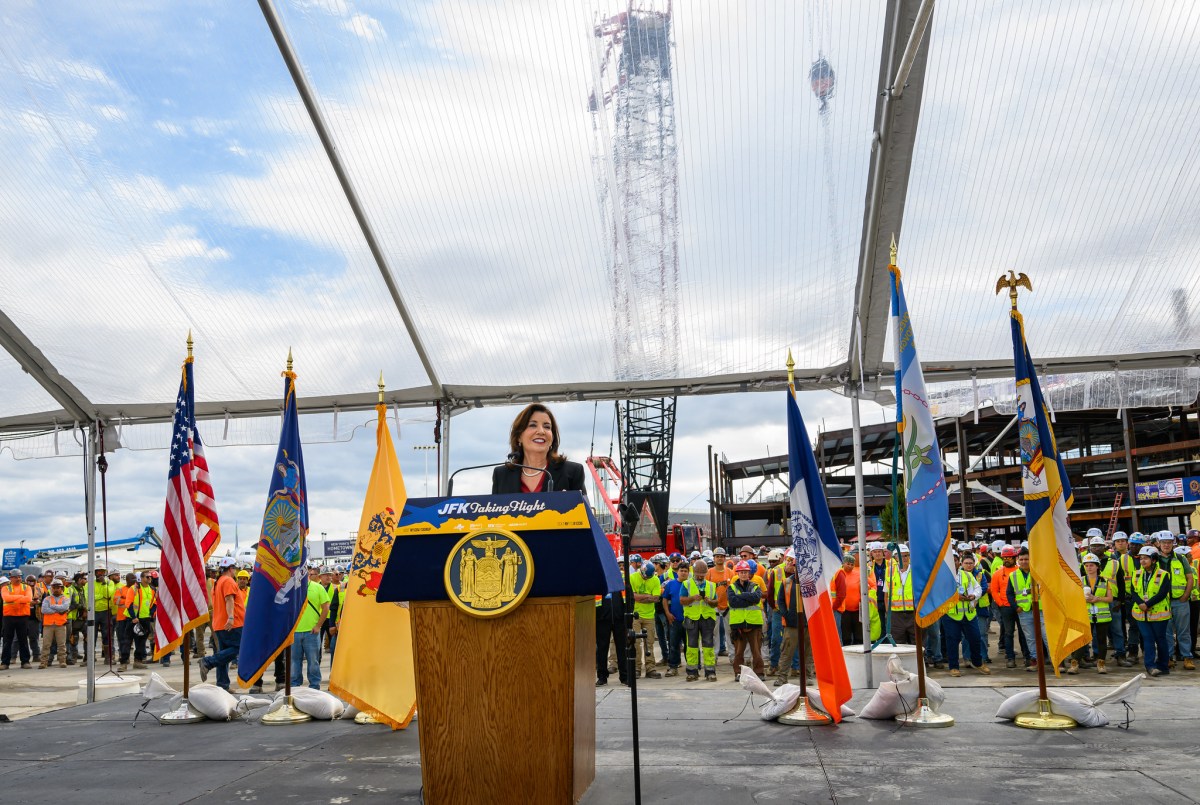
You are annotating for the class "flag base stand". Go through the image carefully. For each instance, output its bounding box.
[895,697,954,728]
[1014,698,1076,730]
[354,711,380,725]
[160,700,207,725]
[261,696,312,726]
[777,695,833,726]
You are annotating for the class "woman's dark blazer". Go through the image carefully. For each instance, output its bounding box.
[491,459,586,494]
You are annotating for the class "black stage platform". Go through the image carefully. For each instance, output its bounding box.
[1,685,1196,803]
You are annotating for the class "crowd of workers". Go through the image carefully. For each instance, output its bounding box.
[595,528,1200,685]
[0,558,347,695]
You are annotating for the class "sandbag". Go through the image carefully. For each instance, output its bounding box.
[341,703,361,720]
[187,684,241,721]
[859,654,946,720]
[739,667,855,720]
[994,674,1145,728]
[141,672,177,701]
[284,686,346,720]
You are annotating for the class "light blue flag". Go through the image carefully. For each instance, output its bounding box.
[890,264,959,627]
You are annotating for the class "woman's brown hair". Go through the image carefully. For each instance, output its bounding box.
[507,403,566,465]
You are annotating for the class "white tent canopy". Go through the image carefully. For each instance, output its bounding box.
[1,0,1198,448]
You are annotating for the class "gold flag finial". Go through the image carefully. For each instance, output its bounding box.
[786,349,795,388]
[994,270,1032,310]
[186,329,193,359]
[378,371,385,405]
[889,233,898,266]
[286,347,293,372]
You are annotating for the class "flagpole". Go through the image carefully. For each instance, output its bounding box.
[897,621,953,727]
[262,349,311,726]
[778,352,833,727]
[995,275,1076,731]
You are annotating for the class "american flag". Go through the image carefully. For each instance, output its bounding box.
[187,364,221,560]
[154,359,215,660]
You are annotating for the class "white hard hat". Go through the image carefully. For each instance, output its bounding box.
[1174,546,1191,556]
[784,547,795,559]
[1138,546,1159,557]
[898,544,910,553]
[1160,531,1177,542]
[218,556,237,568]
[868,541,885,551]
[767,549,784,561]
[689,550,702,560]
[1082,553,1101,564]
[1085,527,1104,539]
[991,540,1005,551]
[1020,540,1029,548]
[1112,531,1128,542]
[0,576,8,584]
[956,542,970,552]
[1089,536,1106,547]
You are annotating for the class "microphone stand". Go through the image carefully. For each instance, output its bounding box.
[446,459,554,496]
[618,500,643,805]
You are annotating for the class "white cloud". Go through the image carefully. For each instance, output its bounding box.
[93,104,127,121]
[57,58,115,87]
[153,120,185,137]
[341,13,386,42]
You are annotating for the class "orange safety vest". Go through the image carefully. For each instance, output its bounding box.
[42,594,69,626]
[2,582,33,617]
[841,566,862,612]
[113,585,137,621]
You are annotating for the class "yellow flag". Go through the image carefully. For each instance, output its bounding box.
[328,404,416,728]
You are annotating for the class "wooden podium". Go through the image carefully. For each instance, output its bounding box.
[377,492,623,805]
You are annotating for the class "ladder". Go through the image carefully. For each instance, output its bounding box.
[1105,492,1124,539]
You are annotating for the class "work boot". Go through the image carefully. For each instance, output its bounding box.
[20,663,31,669]
[133,661,148,669]
[705,672,717,682]
[198,659,210,683]
[686,672,699,682]
[118,663,128,672]
[39,661,48,669]
[249,684,264,694]
[664,667,678,677]
[717,650,728,657]
[1183,658,1196,670]
[1006,659,1016,669]
[949,668,961,677]
[767,665,779,677]
[1025,663,1037,672]
[1066,660,1079,675]
[975,663,991,676]
[1096,660,1107,674]
[773,676,787,687]
[644,669,662,679]
[59,660,67,668]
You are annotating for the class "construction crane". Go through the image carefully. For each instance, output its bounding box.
[589,2,680,548]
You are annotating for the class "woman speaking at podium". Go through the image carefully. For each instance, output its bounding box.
[492,404,586,494]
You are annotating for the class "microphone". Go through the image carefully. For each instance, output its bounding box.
[445,454,554,496]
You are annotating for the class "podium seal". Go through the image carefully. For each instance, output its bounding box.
[444,529,535,618]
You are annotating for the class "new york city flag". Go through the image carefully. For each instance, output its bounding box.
[787,386,852,722]
[1011,310,1089,674]
[890,263,959,627]
[328,399,417,728]
[237,364,309,687]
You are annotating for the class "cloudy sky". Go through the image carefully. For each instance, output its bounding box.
[3,1,1200,550]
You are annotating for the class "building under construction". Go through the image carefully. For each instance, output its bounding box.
[708,401,1200,548]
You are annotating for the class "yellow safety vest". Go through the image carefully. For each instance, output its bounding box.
[887,568,914,612]
[728,580,764,626]
[1132,567,1170,622]
[682,578,717,620]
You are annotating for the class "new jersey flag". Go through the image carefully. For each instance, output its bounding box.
[1011,309,1089,674]
[890,263,959,627]
[787,386,852,722]
[237,364,309,688]
[328,400,417,729]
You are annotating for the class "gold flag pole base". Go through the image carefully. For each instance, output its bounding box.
[261,696,312,726]
[895,697,954,729]
[777,695,833,726]
[1014,698,1076,730]
[354,711,381,725]
[160,699,207,725]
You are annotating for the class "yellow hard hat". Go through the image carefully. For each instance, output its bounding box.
[236,570,251,579]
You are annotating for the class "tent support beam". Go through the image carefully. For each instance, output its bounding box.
[257,0,444,398]
[0,309,93,423]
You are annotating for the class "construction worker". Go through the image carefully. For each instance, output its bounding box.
[681,559,718,682]
[39,578,71,668]
[943,554,990,677]
[129,572,156,668]
[1008,548,1050,672]
[318,567,341,663]
[594,561,627,687]
[1159,535,1195,669]
[708,547,734,657]
[89,566,116,663]
[763,548,787,676]
[1,574,34,669]
[652,555,671,665]
[727,560,764,681]
[836,551,862,646]
[1103,532,1135,667]
[628,555,662,679]
[884,544,918,645]
[965,551,993,664]
[660,561,688,677]
[65,573,87,664]
[1132,545,1172,676]
[1081,553,1113,673]
[1191,542,1200,660]
[112,573,137,671]
[199,557,247,691]
[867,541,891,623]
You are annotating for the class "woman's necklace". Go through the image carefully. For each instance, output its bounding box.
[522,467,544,477]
